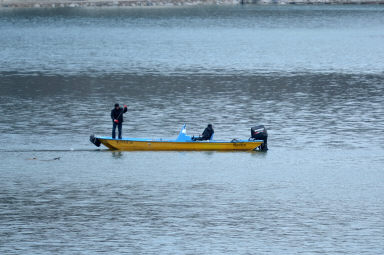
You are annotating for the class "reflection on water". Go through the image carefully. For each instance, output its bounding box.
[111,151,123,159]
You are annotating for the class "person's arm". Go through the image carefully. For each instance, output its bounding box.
[111,110,114,120]
[123,105,128,113]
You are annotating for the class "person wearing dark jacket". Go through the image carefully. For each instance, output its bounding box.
[111,103,128,139]
[192,124,214,141]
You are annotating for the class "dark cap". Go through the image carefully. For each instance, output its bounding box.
[114,103,119,107]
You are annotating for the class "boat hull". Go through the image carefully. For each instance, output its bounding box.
[97,138,263,151]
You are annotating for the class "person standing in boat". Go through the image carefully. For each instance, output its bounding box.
[111,103,128,139]
[192,124,214,141]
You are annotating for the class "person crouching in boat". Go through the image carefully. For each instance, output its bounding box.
[192,124,214,141]
[111,103,127,139]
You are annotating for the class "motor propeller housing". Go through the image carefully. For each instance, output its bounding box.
[250,125,268,151]
[90,134,101,147]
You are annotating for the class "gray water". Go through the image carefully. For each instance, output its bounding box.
[1,5,384,255]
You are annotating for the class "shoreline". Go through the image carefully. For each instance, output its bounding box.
[1,0,384,8]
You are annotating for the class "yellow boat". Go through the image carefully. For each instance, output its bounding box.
[90,124,267,151]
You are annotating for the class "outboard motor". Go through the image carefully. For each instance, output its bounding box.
[250,125,268,151]
[90,134,101,147]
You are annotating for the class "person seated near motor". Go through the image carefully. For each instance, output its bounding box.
[192,124,214,141]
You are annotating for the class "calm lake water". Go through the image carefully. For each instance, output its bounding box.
[1,5,384,255]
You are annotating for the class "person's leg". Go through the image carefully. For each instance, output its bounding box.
[112,122,117,139]
[118,123,122,139]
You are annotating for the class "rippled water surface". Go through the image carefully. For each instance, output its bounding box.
[1,5,384,255]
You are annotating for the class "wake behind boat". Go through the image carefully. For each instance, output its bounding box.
[90,124,268,151]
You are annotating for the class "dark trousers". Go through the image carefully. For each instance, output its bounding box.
[192,136,209,141]
[112,122,122,139]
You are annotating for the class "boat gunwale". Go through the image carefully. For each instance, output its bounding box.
[96,137,264,144]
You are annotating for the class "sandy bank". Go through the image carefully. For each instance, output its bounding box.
[1,0,383,8]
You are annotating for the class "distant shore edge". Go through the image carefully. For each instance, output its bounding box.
[1,0,384,8]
